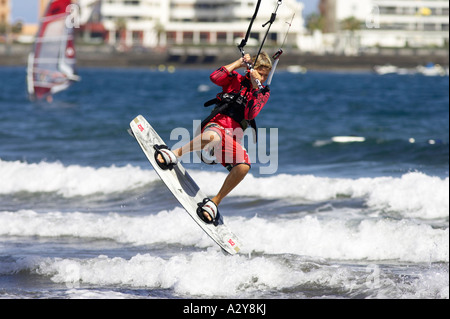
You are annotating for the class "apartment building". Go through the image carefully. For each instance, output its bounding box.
[0,0,10,26]
[80,0,304,48]
[320,0,449,48]
[40,0,50,17]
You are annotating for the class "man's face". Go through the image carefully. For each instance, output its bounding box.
[256,67,271,83]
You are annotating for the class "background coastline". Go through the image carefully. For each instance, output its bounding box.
[1,44,448,71]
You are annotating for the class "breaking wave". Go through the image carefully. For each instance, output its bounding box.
[1,159,448,219]
[0,208,448,263]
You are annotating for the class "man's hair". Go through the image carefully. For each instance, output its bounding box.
[253,51,272,70]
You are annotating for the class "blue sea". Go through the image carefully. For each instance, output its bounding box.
[0,66,448,300]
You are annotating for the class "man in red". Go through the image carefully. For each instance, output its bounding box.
[156,53,272,225]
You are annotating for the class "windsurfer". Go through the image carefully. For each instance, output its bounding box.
[27,0,79,102]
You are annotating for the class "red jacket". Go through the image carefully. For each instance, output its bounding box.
[208,66,270,131]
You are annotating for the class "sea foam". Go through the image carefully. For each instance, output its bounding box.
[0,208,447,263]
[2,251,448,299]
[0,159,158,197]
[1,159,448,219]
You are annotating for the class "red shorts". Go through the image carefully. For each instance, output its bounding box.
[203,122,251,171]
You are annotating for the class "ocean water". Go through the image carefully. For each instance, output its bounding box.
[0,66,448,300]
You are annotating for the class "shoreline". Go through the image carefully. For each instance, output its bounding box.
[1,44,448,71]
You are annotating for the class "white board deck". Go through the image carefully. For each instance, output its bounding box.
[129,115,242,255]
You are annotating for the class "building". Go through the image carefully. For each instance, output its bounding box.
[319,0,449,49]
[79,0,305,49]
[40,0,50,17]
[0,0,10,26]
[4,0,47,43]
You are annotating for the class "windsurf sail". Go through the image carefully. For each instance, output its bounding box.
[27,0,80,101]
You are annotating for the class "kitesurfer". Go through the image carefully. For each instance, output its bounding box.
[155,52,272,225]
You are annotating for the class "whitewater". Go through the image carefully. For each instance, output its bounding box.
[1,159,448,220]
[1,160,448,299]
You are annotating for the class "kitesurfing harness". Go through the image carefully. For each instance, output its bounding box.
[202,91,257,134]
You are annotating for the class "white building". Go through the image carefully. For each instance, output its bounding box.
[314,0,449,52]
[79,0,305,49]
[346,0,448,48]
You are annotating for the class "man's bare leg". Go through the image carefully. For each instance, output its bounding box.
[174,130,220,158]
[192,164,250,223]
[157,130,220,161]
[212,164,250,205]
[156,131,249,222]
[200,164,250,221]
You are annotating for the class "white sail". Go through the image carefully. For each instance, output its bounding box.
[27,0,80,100]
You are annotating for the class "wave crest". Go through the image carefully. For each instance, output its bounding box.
[1,159,448,219]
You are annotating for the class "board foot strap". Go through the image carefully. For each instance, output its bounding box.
[197,198,220,227]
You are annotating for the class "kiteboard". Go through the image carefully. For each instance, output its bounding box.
[129,115,242,255]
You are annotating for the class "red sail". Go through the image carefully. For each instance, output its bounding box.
[27,0,80,101]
